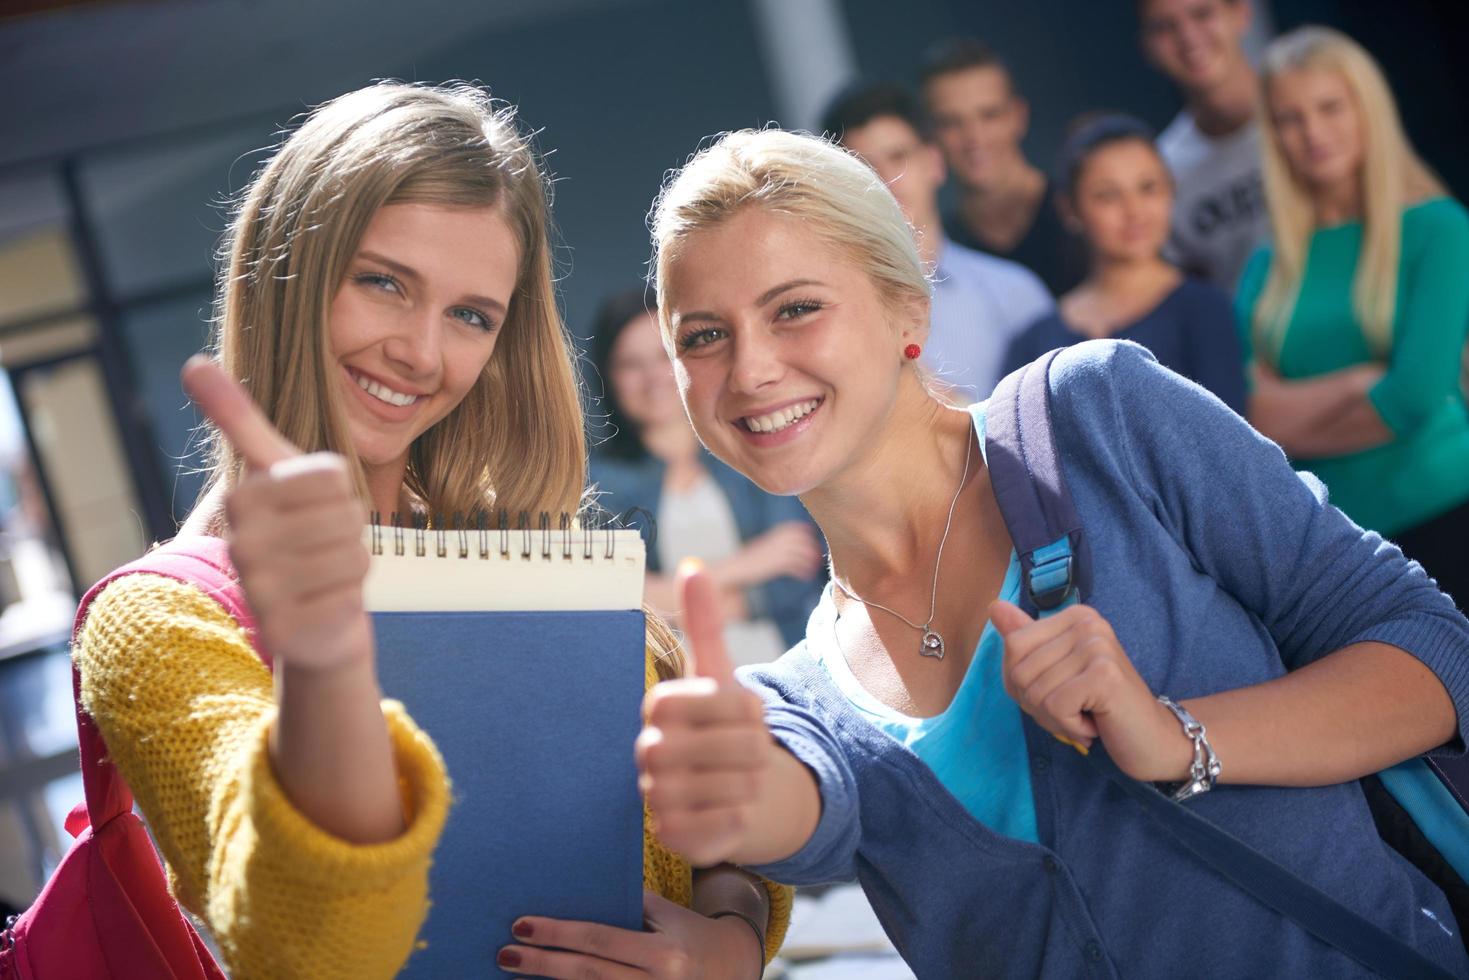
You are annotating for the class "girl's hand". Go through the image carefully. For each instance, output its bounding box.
[990,600,1191,782]
[183,357,401,845]
[1251,359,1385,394]
[637,566,774,867]
[498,890,763,979]
[715,520,824,586]
[1250,359,1282,385]
[183,356,373,671]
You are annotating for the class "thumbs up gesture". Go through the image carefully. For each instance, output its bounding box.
[990,599,1190,781]
[636,562,775,867]
[182,356,373,672]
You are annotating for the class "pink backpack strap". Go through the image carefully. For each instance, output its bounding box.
[71,536,263,830]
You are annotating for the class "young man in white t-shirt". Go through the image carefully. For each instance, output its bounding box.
[1140,0,1271,291]
[821,81,1054,401]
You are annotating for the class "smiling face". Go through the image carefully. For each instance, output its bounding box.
[662,207,920,496]
[1139,0,1251,94]
[328,202,519,485]
[923,65,1028,190]
[1068,139,1174,263]
[607,310,683,430]
[1266,67,1366,194]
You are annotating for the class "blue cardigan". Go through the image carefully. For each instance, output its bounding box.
[589,449,825,650]
[742,341,1469,978]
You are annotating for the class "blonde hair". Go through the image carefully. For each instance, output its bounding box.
[1254,26,1444,358]
[204,81,584,523]
[648,129,932,333]
[647,612,686,682]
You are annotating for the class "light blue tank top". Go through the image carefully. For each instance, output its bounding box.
[817,548,1039,843]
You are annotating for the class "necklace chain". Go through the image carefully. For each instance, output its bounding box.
[833,435,973,658]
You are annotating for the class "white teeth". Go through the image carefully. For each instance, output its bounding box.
[744,399,819,434]
[353,370,420,407]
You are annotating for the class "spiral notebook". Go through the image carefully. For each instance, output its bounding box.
[364,517,648,977]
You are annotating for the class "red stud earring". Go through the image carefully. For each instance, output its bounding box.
[903,343,922,360]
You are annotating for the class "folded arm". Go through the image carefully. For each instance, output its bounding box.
[1246,361,1390,459]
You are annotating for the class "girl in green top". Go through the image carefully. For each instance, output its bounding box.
[1238,25,1469,606]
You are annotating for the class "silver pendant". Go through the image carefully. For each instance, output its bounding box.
[920,630,945,659]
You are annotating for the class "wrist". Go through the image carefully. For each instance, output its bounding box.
[1152,696,1223,802]
[707,556,751,590]
[723,586,752,622]
[1148,697,1198,782]
[1349,369,1372,393]
[708,910,765,976]
[276,639,380,703]
[274,614,375,674]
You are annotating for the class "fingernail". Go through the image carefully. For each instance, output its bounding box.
[677,557,705,577]
[498,948,522,969]
[512,920,534,939]
[1054,734,1089,756]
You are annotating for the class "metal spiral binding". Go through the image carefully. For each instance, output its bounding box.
[363,509,642,561]
[614,506,655,559]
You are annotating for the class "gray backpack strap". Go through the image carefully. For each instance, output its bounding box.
[985,347,1090,614]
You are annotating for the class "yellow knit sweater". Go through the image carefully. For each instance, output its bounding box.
[75,573,790,978]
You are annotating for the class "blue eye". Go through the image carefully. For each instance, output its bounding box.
[778,298,824,319]
[356,272,402,294]
[677,326,725,351]
[452,307,496,332]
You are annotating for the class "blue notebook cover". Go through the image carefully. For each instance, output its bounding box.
[371,600,646,974]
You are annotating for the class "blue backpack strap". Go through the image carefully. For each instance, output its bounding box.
[985,349,1461,977]
[985,347,1090,616]
[1380,759,1469,883]
[1090,751,1459,979]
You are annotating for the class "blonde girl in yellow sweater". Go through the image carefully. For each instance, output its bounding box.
[73,82,787,979]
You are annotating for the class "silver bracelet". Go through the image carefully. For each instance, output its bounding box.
[1156,695,1221,803]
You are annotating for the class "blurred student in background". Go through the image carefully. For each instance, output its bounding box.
[1140,0,1271,290]
[1004,115,1246,414]
[822,81,1053,401]
[1239,26,1469,606]
[919,38,1086,296]
[588,289,825,664]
